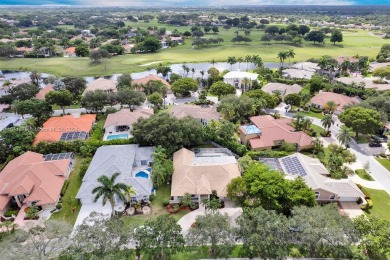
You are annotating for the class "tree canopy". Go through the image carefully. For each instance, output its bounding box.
[339,106,383,137]
[171,78,198,97]
[209,81,236,99]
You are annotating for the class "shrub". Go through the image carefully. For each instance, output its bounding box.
[149,194,155,202]
[356,197,363,204]
[61,179,70,196]
[361,199,373,211]
[247,150,290,159]
[56,203,62,210]
[4,209,18,218]
[173,203,180,212]
[310,106,322,113]
[162,199,170,207]
[105,107,117,114]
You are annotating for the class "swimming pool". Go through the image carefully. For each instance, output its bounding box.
[106,133,129,140]
[135,171,149,178]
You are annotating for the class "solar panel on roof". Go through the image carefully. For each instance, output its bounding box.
[281,156,307,176]
[43,152,74,161]
[60,131,88,141]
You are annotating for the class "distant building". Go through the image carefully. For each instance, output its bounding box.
[239,115,313,151]
[261,153,364,202]
[310,92,361,114]
[170,104,221,126]
[261,82,302,97]
[33,114,96,144]
[64,47,77,57]
[84,78,117,94]
[103,108,154,140]
[223,71,258,89]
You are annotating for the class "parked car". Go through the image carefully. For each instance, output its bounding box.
[369,142,382,147]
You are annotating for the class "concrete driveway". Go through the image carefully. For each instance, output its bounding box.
[339,201,365,219]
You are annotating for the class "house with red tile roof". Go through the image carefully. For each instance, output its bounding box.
[33,114,96,144]
[35,84,54,100]
[0,151,74,215]
[64,46,77,57]
[310,92,360,114]
[132,74,171,90]
[239,115,314,151]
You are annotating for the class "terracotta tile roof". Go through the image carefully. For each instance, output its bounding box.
[84,78,117,94]
[132,74,171,88]
[35,84,54,100]
[171,148,240,197]
[64,46,76,55]
[310,92,360,113]
[170,104,221,121]
[0,151,70,210]
[336,56,359,65]
[104,108,153,129]
[243,115,313,149]
[33,114,96,144]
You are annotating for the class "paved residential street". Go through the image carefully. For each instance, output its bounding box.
[267,103,390,195]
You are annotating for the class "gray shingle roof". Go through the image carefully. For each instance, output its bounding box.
[77,145,154,201]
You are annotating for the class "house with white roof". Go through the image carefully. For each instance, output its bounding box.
[223,71,258,89]
[76,145,154,206]
[261,153,364,202]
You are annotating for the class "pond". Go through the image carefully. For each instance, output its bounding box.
[0,61,281,83]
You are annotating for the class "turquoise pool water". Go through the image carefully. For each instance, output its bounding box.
[106,133,129,140]
[135,171,149,178]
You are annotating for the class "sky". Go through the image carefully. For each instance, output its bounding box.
[0,0,388,5]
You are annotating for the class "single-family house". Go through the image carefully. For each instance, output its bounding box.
[132,74,171,90]
[170,104,221,125]
[84,78,117,94]
[33,114,96,144]
[170,148,241,204]
[282,62,319,80]
[0,151,74,215]
[76,145,154,205]
[35,84,54,100]
[261,153,364,202]
[336,56,359,66]
[0,116,20,132]
[223,71,258,89]
[239,115,313,151]
[64,47,77,57]
[261,83,302,97]
[103,108,154,140]
[310,92,361,114]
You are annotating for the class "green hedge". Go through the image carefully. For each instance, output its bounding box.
[60,179,70,196]
[4,209,18,218]
[310,106,323,113]
[246,150,291,159]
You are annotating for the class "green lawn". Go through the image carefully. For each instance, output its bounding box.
[302,110,325,120]
[376,158,390,172]
[50,155,83,225]
[0,22,387,77]
[310,124,326,137]
[362,187,390,221]
[355,169,374,181]
[121,185,190,229]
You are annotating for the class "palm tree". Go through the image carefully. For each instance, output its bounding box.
[244,55,252,71]
[277,51,288,68]
[241,77,251,93]
[301,117,312,131]
[30,71,42,86]
[200,70,205,79]
[124,185,137,207]
[294,112,304,131]
[324,100,337,114]
[210,59,216,67]
[92,172,127,216]
[287,49,295,65]
[337,125,354,147]
[227,56,237,70]
[321,114,334,130]
[191,68,196,78]
[252,55,263,68]
[237,57,244,69]
[312,137,324,155]
[182,65,189,77]
[220,104,235,121]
